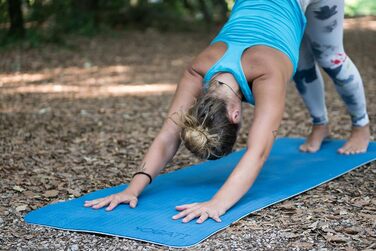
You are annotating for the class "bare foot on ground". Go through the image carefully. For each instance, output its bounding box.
[338,124,370,155]
[300,124,330,153]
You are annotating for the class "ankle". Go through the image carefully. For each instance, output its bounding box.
[312,124,329,130]
[352,123,369,130]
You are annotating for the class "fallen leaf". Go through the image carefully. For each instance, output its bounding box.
[44,190,59,198]
[325,234,348,243]
[279,201,296,211]
[353,198,370,207]
[292,242,313,249]
[281,232,299,239]
[358,213,376,220]
[13,186,25,192]
[38,107,51,114]
[339,210,348,215]
[341,227,362,235]
[23,191,39,198]
[309,221,319,230]
[67,188,81,197]
[16,205,28,212]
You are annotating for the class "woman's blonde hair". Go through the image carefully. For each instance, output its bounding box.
[178,93,239,160]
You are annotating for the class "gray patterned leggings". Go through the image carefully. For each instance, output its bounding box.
[294,0,369,127]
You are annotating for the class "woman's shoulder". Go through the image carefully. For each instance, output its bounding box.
[242,46,294,82]
[190,42,228,77]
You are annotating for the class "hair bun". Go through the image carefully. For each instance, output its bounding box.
[175,94,239,160]
[184,126,209,151]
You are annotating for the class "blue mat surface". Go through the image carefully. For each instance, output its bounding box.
[24,138,376,248]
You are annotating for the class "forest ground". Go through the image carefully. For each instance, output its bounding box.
[1,17,375,250]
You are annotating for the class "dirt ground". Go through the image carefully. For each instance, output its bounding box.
[0,17,375,250]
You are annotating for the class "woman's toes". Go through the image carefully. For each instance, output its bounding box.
[299,144,308,152]
[344,147,353,155]
[353,148,365,154]
[352,147,361,154]
[306,145,319,153]
[339,125,370,155]
[300,142,321,153]
[337,145,347,154]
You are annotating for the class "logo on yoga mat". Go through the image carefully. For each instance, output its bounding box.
[136,227,191,239]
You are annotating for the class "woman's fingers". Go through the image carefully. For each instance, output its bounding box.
[85,193,139,211]
[211,214,222,223]
[172,205,199,219]
[174,201,224,223]
[196,211,209,224]
[84,199,104,207]
[129,199,138,208]
[84,201,94,207]
[92,197,113,209]
[175,203,198,210]
[84,199,100,207]
[182,210,201,223]
[172,210,190,220]
[105,199,120,211]
[177,208,223,223]
[191,211,222,223]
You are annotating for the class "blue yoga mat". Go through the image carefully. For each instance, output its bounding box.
[24,138,376,248]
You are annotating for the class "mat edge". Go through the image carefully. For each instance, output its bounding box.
[23,152,376,248]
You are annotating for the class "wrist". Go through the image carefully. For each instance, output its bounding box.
[127,172,153,197]
[132,171,153,184]
[210,197,230,214]
[125,187,139,197]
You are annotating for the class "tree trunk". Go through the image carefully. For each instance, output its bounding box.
[72,0,99,26]
[183,0,195,16]
[213,0,228,21]
[198,0,213,25]
[7,0,25,38]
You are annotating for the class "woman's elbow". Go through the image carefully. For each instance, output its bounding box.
[245,147,270,164]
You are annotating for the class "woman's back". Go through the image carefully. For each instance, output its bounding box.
[213,0,306,73]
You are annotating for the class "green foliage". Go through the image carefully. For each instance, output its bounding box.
[345,0,376,17]
[120,1,193,31]
[0,0,8,23]
[0,0,374,47]
[0,0,229,47]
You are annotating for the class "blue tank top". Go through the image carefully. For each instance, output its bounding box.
[203,0,306,105]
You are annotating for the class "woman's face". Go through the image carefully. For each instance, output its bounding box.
[208,73,243,125]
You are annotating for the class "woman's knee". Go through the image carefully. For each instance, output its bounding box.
[314,48,347,70]
[312,43,347,69]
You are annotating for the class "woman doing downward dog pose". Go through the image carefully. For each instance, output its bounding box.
[84,0,370,223]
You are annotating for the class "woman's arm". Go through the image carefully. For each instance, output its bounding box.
[127,66,205,197]
[211,71,287,211]
[84,43,227,210]
[84,65,204,210]
[173,63,289,223]
[112,44,228,197]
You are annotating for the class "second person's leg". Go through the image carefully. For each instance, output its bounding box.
[304,0,370,154]
[294,35,329,152]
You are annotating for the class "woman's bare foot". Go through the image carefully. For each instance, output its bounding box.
[300,124,330,153]
[338,124,370,155]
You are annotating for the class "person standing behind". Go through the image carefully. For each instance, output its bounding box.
[293,0,370,154]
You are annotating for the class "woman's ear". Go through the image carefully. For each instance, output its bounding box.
[228,98,242,124]
[230,109,241,124]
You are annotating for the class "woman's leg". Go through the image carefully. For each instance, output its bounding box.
[293,35,329,152]
[304,0,370,154]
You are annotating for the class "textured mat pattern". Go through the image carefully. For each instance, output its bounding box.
[24,138,376,248]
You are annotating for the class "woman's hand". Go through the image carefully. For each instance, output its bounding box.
[172,200,226,224]
[84,190,138,211]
